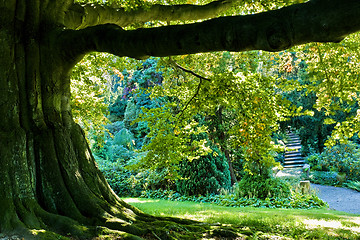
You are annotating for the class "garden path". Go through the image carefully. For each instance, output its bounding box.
[311,183,360,215]
[277,169,360,215]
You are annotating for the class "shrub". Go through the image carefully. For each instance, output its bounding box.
[96,157,145,196]
[234,174,291,200]
[305,153,321,170]
[109,97,127,120]
[96,156,175,197]
[316,141,360,181]
[176,147,231,196]
[140,188,327,210]
[113,128,135,149]
[310,171,338,186]
[344,181,360,192]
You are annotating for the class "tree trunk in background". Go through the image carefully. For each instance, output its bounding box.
[224,149,237,185]
[215,107,237,185]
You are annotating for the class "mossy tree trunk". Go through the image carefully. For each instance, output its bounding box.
[0,1,150,238]
[0,1,235,238]
[1,0,360,239]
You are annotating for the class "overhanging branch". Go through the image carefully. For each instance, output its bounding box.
[63,0,236,29]
[60,0,360,64]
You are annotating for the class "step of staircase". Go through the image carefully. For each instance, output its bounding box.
[285,156,303,161]
[286,145,301,150]
[283,132,305,168]
[285,150,301,155]
[287,144,301,148]
[284,159,305,164]
[283,164,304,168]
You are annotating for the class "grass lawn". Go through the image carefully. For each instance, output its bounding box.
[124,198,360,239]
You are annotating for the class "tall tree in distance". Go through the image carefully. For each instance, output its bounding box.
[1,0,360,238]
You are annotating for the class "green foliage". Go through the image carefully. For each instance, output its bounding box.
[70,53,140,149]
[71,53,112,147]
[96,157,144,196]
[149,52,293,175]
[310,171,339,186]
[307,141,360,181]
[279,34,360,151]
[344,181,360,192]
[234,174,291,200]
[71,18,360,203]
[305,153,321,170]
[97,156,178,196]
[176,146,231,196]
[131,105,211,178]
[92,58,175,196]
[75,0,150,11]
[113,128,135,149]
[140,188,326,210]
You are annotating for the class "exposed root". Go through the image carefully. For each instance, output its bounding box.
[0,117,249,240]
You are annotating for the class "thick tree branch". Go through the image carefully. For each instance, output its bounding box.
[63,0,235,29]
[60,0,360,62]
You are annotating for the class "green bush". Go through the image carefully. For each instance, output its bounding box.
[310,171,338,186]
[143,168,176,191]
[96,157,145,196]
[234,174,291,200]
[140,188,327,210]
[305,154,321,170]
[308,141,360,181]
[344,181,360,192]
[176,147,231,196]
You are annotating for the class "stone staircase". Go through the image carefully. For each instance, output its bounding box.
[283,132,305,168]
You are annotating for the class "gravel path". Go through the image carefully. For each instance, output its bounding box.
[277,169,360,215]
[311,183,360,215]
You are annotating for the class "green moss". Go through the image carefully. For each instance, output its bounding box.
[30,229,70,240]
[95,227,143,240]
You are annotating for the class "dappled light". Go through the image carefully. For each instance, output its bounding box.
[124,198,160,204]
[303,218,360,233]
[125,198,360,238]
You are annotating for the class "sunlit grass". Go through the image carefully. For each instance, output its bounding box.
[123,198,360,239]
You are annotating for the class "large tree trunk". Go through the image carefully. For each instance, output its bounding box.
[0,1,198,239]
[0,1,245,239]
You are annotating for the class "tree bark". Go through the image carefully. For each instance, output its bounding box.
[0,1,183,239]
[214,107,237,185]
[62,0,360,60]
[64,0,235,29]
[0,1,235,239]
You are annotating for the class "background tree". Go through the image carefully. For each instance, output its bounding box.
[277,35,360,154]
[1,0,360,239]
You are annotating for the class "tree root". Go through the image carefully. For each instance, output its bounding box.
[2,202,253,240]
[0,125,249,239]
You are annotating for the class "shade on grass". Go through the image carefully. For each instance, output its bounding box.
[124,198,360,239]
